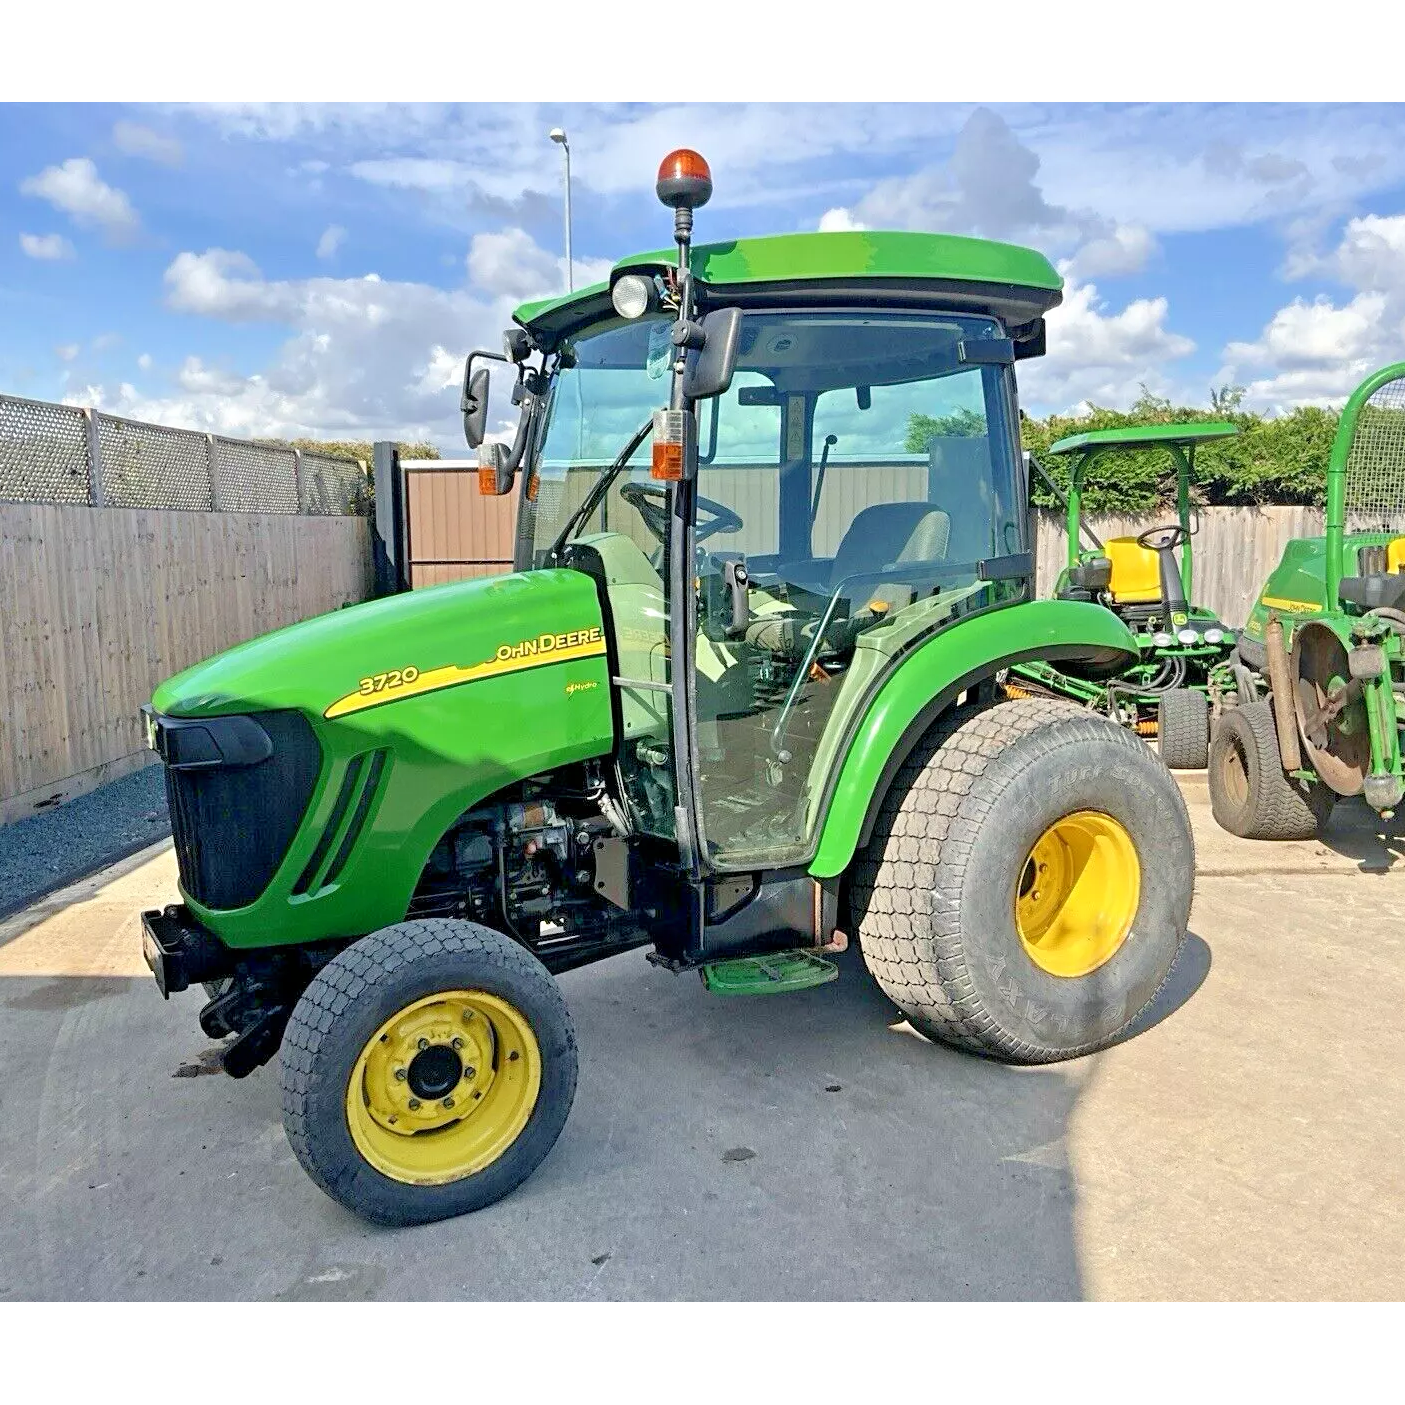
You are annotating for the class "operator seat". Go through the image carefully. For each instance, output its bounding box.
[828,501,951,592]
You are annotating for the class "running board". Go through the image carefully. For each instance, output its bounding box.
[700,950,838,996]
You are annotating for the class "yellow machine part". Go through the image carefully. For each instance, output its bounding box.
[1387,537,1405,573]
[1104,537,1162,604]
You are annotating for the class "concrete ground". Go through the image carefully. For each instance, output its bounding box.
[1,777,1402,1301]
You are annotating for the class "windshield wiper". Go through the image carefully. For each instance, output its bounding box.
[547,417,653,564]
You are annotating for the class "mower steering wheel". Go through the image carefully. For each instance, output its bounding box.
[618,480,743,546]
[1137,523,1189,551]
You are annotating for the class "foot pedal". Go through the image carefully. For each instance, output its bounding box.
[700,950,838,996]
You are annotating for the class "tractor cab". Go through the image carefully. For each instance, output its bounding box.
[472,151,1059,876]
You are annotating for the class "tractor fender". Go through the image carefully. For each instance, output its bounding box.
[808,598,1137,878]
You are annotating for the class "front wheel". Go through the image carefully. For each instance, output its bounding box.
[1157,687,1209,769]
[280,919,577,1226]
[851,698,1193,1063]
[1207,701,1330,840]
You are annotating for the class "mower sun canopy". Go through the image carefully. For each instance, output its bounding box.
[1046,421,1238,457]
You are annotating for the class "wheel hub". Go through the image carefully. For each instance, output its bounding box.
[345,990,542,1186]
[1014,811,1140,978]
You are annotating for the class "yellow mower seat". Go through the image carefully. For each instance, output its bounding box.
[1104,537,1162,604]
[1387,536,1405,573]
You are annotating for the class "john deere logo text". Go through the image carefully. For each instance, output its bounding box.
[496,626,604,662]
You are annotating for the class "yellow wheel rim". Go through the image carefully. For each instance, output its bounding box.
[1015,811,1140,978]
[345,990,541,1186]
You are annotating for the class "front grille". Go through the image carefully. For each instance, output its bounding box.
[164,710,322,910]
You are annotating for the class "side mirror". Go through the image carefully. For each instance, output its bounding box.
[461,363,491,449]
[856,385,871,410]
[477,441,514,496]
[682,306,743,401]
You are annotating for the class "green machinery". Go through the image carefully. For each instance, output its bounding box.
[140,148,1194,1225]
[1208,361,1405,840]
[1010,423,1240,769]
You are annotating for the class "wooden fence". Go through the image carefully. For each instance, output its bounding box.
[0,503,373,823]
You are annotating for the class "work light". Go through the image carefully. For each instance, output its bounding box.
[1152,632,1174,648]
[611,274,657,320]
[1203,627,1225,645]
[1176,628,1200,645]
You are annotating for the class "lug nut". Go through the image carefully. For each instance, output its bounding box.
[463,1066,476,1080]
[394,1068,407,1081]
[408,1099,421,1110]
[442,1097,455,1109]
[462,1011,473,1022]
[473,1091,482,1100]
[417,1038,429,1051]
[452,1037,463,1050]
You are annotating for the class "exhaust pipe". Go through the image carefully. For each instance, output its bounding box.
[1264,614,1302,772]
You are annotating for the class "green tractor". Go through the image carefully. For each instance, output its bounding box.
[1009,423,1240,768]
[1207,361,1405,840]
[140,148,1194,1225]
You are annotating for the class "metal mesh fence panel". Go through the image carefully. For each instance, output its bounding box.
[212,438,298,513]
[97,413,213,510]
[0,396,92,503]
[1345,373,1405,532]
[299,451,370,515]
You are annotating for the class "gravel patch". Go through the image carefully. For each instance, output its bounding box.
[0,764,171,921]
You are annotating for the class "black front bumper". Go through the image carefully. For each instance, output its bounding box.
[141,905,235,998]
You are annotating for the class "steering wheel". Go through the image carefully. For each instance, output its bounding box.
[618,480,743,546]
[1137,523,1189,551]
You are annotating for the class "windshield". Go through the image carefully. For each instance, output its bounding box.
[517,309,1024,573]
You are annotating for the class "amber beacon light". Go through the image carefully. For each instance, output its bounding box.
[655,149,713,210]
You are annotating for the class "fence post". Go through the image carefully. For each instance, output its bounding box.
[371,441,406,595]
[206,434,220,511]
[293,447,305,514]
[82,408,106,506]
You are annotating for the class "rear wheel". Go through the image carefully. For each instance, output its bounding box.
[851,698,1192,1063]
[1157,687,1209,769]
[281,919,577,1226]
[1208,700,1331,840]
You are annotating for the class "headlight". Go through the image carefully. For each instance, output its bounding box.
[1152,631,1175,648]
[1177,628,1200,645]
[611,274,657,319]
[1203,627,1224,645]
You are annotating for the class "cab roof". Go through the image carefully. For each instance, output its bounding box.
[1047,422,1240,456]
[514,230,1063,351]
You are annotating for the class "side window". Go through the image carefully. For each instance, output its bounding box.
[694,370,783,558]
[810,370,992,559]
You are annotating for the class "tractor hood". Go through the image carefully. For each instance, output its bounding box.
[152,568,610,723]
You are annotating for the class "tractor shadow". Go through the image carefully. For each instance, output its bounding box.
[546,929,1212,1301]
[1312,797,1405,873]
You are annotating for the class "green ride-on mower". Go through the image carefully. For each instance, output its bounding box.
[1207,361,1405,840]
[139,147,1194,1225]
[1009,423,1240,769]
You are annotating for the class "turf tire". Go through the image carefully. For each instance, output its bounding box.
[1208,700,1331,840]
[1157,687,1209,769]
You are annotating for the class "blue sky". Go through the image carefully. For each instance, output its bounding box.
[3,101,1405,449]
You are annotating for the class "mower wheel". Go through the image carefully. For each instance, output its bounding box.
[280,919,577,1226]
[851,698,1191,1064]
[1157,688,1209,769]
[1208,701,1331,840]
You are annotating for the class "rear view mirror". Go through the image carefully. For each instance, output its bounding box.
[461,363,491,449]
[856,385,871,410]
[682,307,744,401]
[477,441,514,496]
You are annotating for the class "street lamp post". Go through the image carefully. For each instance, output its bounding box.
[549,127,573,293]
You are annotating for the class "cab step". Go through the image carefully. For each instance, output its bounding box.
[700,950,838,996]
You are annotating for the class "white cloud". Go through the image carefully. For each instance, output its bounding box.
[1019,274,1195,413]
[818,207,867,233]
[315,224,347,260]
[112,121,183,166]
[836,108,1156,278]
[20,158,140,241]
[55,343,80,361]
[1220,212,1405,409]
[19,231,74,260]
[93,226,584,444]
[137,353,153,371]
